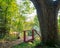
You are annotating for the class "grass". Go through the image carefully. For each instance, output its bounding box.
[12,36,40,48]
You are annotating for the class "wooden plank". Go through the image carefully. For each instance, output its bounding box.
[25,36,32,41]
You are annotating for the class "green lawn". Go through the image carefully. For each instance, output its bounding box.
[12,36,40,48]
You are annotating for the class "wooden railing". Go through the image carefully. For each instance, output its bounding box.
[23,29,40,42]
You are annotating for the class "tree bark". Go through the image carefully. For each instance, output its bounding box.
[31,0,60,46]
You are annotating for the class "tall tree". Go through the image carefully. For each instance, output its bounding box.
[0,0,18,39]
[31,0,60,46]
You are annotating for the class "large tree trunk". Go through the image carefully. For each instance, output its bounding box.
[31,0,60,46]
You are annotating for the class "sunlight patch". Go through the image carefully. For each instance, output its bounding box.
[52,0,57,1]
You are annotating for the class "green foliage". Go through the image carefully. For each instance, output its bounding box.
[20,0,34,14]
[33,16,39,27]
[0,0,8,38]
[18,0,35,30]
[0,0,36,39]
[10,0,35,32]
[0,0,18,39]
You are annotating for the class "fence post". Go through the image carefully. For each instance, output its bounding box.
[24,31,26,42]
[32,29,34,40]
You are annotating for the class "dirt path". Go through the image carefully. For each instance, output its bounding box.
[0,39,23,48]
[0,36,33,48]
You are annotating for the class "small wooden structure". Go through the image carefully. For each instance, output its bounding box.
[23,29,40,42]
[23,29,34,42]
